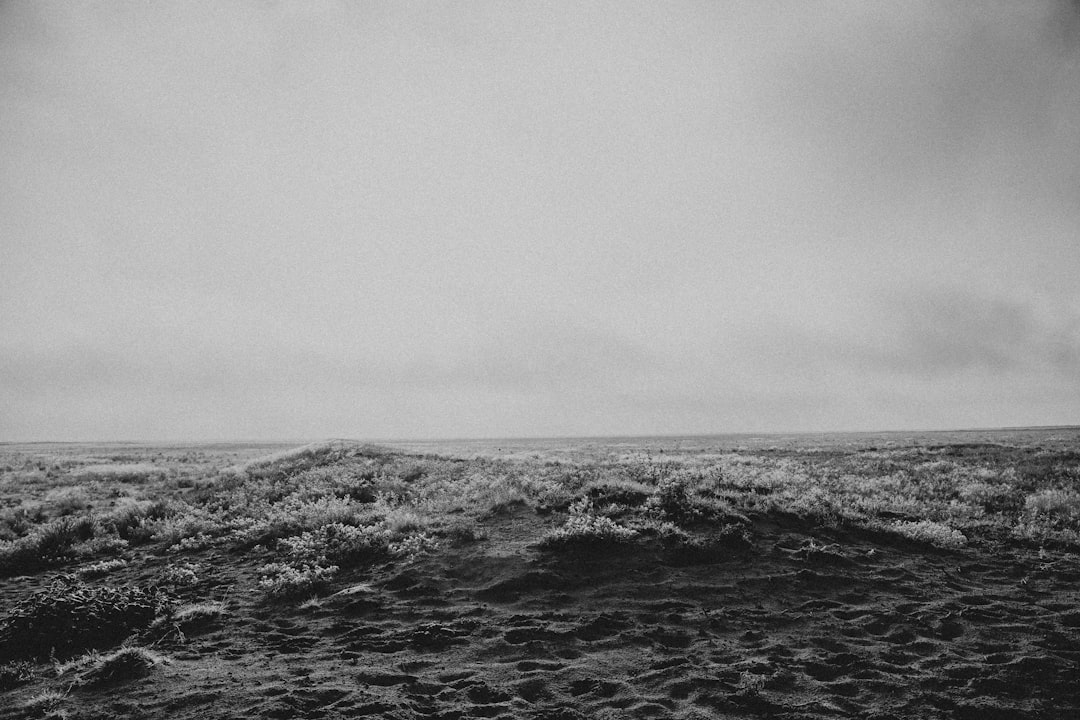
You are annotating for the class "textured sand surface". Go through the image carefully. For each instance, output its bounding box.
[1,433,1079,719]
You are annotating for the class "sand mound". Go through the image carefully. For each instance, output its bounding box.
[2,436,1079,719]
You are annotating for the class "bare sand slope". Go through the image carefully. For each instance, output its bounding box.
[5,502,1077,719]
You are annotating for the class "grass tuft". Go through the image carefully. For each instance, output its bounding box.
[0,659,35,690]
[22,689,67,718]
[889,520,967,548]
[76,646,167,686]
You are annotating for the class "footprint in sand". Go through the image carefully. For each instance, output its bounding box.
[567,678,624,698]
[516,660,566,671]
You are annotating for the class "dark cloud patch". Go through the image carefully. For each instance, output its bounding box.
[763,1,1080,222]
[1048,0,1080,50]
[858,290,1080,378]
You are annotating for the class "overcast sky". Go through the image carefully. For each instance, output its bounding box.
[2,1,1079,441]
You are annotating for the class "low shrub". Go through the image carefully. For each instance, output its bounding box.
[159,563,199,586]
[0,503,48,540]
[957,481,1024,515]
[623,461,676,485]
[388,531,440,560]
[102,498,177,543]
[646,473,736,525]
[889,520,967,549]
[439,518,487,543]
[258,562,338,599]
[0,515,100,576]
[238,496,364,547]
[76,558,128,579]
[43,487,93,516]
[651,475,695,520]
[583,479,652,508]
[381,505,432,534]
[28,515,97,558]
[538,501,638,551]
[279,522,391,566]
[0,579,170,661]
[1025,489,1080,522]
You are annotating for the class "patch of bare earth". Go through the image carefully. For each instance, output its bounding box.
[1,506,1077,719]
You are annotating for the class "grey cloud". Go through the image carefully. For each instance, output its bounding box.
[3,2,1079,439]
[463,325,666,393]
[0,323,666,402]
[1050,0,1080,50]
[856,290,1080,377]
[762,2,1080,212]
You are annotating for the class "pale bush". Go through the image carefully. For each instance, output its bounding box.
[77,558,127,579]
[388,532,440,560]
[540,514,638,548]
[258,562,338,598]
[539,500,638,549]
[150,508,225,547]
[382,506,430,534]
[0,515,99,575]
[160,563,199,585]
[44,486,93,516]
[240,495,363,545]
[890,520,967,548]
[167,533,215,553]
[647,474,699,522]
[772,485,843,520]
[956,480,1022,516]
[278,522,390,566]
[1025,489,1080,521]
[0,503,47,540]
[101,498,178,543]
[914,460,958,476]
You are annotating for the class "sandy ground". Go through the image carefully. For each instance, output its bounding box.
[2,434,1079,719]
[3,503,1079,718]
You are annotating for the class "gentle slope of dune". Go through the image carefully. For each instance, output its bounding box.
[1,431,1078,719]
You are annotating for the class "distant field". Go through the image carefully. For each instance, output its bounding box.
[1,430,1078,719]
[388,426,1080,460]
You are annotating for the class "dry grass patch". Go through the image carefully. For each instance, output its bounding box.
[21,689,67,719]
[74,463,165,483]
[74,647,168,686]
[888,520,968,548]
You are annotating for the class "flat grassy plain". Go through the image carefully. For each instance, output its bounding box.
[1,429,1079,719]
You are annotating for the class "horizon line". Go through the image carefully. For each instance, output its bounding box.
[3,424,1078,447]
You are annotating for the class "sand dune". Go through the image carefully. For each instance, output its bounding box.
[1,433,1078,718]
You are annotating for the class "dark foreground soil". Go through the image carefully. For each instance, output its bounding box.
[4,501,1079,720]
